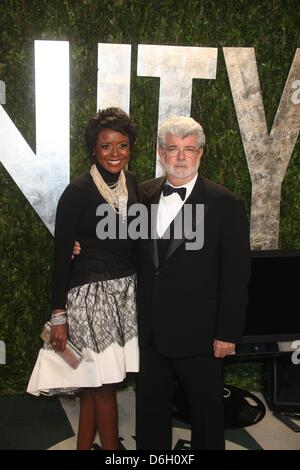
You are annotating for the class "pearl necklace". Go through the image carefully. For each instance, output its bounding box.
[90,164,128,220]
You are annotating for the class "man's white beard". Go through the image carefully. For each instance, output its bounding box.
[161,158,200,181]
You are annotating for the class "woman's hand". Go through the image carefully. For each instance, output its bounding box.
[50,324,68,352]
[71,241,81,259]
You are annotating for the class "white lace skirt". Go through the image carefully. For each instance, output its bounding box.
[27,275,139,396]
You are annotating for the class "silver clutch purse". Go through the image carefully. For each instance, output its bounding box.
[40,321,83,369]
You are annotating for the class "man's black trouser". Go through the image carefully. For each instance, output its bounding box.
[135,342,225,450]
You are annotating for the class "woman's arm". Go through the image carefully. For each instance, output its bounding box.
[51,183,83,351]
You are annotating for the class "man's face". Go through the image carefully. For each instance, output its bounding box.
[158,133,203,185]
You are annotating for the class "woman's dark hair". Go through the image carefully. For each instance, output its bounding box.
[85,107,136,159]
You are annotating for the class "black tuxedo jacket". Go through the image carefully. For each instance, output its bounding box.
[136,172,251,357]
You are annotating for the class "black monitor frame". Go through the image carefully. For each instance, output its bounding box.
[239,249,300,345]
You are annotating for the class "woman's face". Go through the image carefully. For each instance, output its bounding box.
[94,128,130,174]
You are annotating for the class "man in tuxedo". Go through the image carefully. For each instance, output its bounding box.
[135,115,251,450]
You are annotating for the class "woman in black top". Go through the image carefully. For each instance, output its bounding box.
[27,108,139,450]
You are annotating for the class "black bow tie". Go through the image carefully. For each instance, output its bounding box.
[162,184,187,201]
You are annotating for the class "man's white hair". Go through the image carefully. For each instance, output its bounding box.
[157,116,206,148]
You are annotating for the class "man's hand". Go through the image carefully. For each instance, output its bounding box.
[71,241,81,259]
[213,339,235,358]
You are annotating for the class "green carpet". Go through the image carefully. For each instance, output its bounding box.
[0,394,74,450]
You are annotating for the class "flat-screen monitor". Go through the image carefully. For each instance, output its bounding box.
[240,249,300,344]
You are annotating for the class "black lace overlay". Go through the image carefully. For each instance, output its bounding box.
[66,274,137,354]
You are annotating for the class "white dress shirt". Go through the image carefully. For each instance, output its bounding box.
[156,173,198,238]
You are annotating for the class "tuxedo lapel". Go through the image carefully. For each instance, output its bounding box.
[141,174,209,267]
[164,173,209,262]
[142,177,165,269]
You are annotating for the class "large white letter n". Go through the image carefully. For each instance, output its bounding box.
[0,40,70,235]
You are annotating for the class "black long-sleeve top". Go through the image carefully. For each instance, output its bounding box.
[51,166,139,310]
